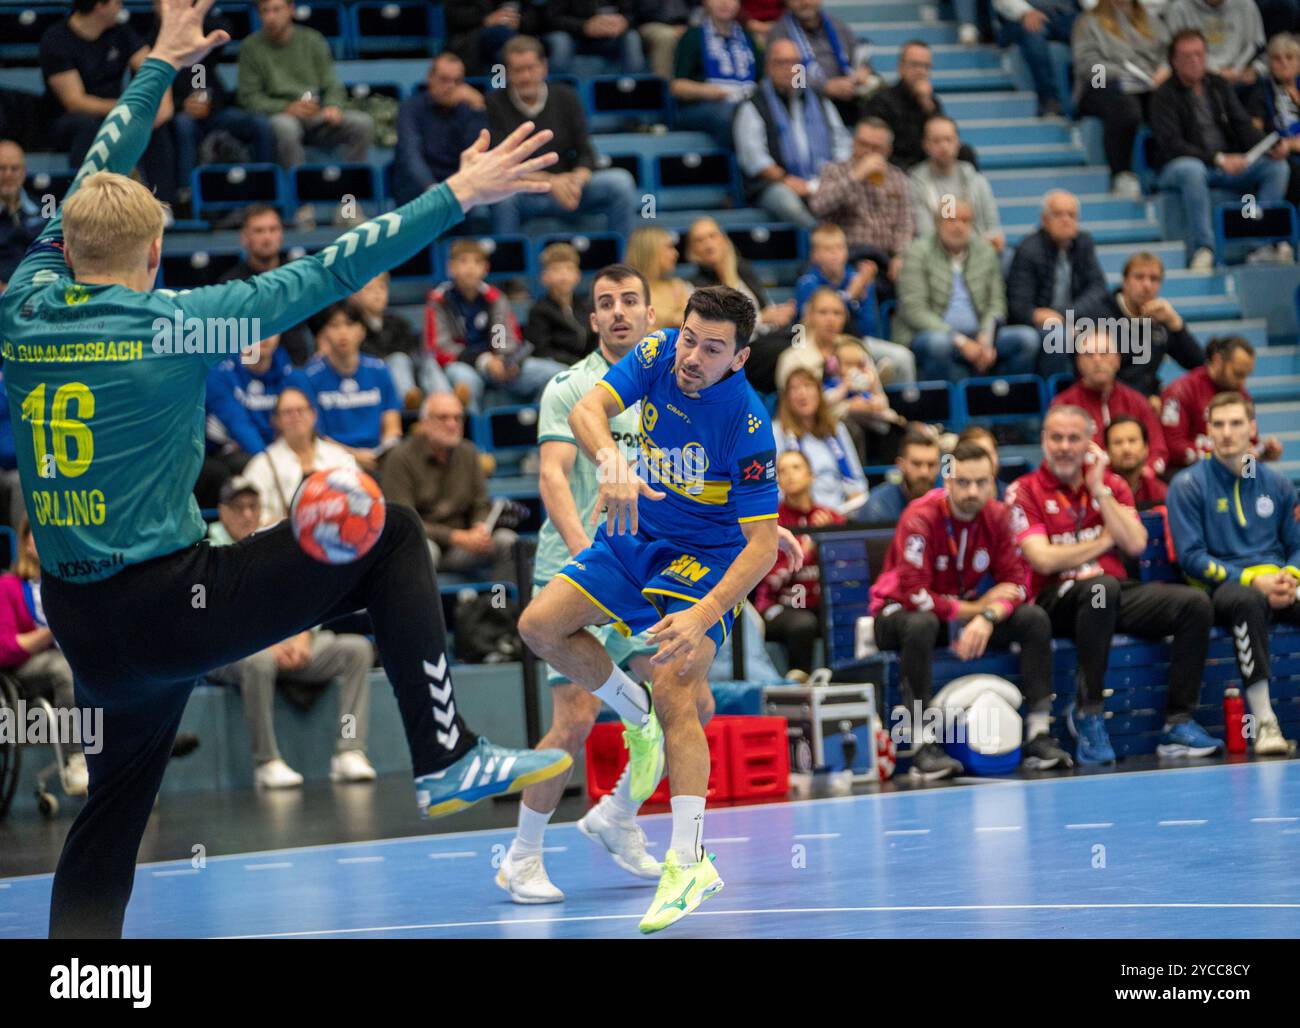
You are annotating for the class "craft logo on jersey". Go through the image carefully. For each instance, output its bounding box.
[665,553,711,584]
[635,330,665,369]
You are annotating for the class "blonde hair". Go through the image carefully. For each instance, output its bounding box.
[625,226,673,285]
[1267,32,1300,61]
[61,171,165,275]
[810,222,847,246]
[686,216,741,288]
[1094,0,1156,41]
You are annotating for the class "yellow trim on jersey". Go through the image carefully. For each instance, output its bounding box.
[1285,565,1300,583]
[655,475,733,505]
[555,574,633,637]
[642,588,744,643]
[738,513,779,523]
[597,379,626,411]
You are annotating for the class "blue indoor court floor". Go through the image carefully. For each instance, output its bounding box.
[3,760,1300,939]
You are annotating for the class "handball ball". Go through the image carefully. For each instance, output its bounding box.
[291,467,385,564]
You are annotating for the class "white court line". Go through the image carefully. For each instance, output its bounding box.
[337,856,384,865]
[708,837,750,844]
[245,862,293,871]
[428,851,477,860]
[219,902,1300,940]
[152,868,201,877]
[884,829,930,836]
[1065,822,1114,829]
[793,833,841,840]
[4,760,1296,885]
[975,826,1021,833]
[0,883,10,889]
[1158,820,1208,827]
[1251,817,1299,823]
[542,846,567,853]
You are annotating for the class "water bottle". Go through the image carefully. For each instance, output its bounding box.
[838,720,858,772]
[1224,687,1247,754]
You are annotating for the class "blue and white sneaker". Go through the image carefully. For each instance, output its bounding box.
[415,738,572,819]
[1157,719,1224,758]
[1067,707,1116,766]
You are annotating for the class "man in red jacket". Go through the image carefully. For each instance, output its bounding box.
[1104,415,1167,507]
[1160,335,1282,472]
[1052,325,1168,477]
[869,440,1070,779]
[1006,405,1218,766]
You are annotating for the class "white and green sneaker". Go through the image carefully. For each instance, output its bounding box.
[415,738,572,819]
[621,683,665,803]
[638,849,724,934]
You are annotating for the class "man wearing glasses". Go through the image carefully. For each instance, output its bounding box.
[381,391,517,579]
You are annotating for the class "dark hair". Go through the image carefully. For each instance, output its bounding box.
[1104,414,1149,448]
[901,39,932,54]
[310,300,364,335]
[898,428,940,458]
[591,262,650,304]
[1207,390,1255,420]
[682,285,756,348]
[1168,27,1207,63]
[72,0,105,14]
[1206,335,1255,362]
[950,439,994,466]
[241,202,281,229]
[956,425,997,458]
[922,113,958,136]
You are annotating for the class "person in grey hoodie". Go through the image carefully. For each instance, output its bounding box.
[1071,0,1171,195]
[1164,0,1267,88]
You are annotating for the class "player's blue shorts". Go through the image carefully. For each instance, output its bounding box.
[533,576,656,687]
[556,525,745,656]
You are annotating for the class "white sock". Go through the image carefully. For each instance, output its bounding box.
[1247,681,1276,723]
[594,665,651,726]
[1026,711,1050,741]
[512,803,552,857]
[669,795,705,863]
[605,762,640,823]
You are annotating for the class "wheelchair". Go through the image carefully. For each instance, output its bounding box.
[0,670,79,819]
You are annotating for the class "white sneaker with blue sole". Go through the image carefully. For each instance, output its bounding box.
[415,738,572,819]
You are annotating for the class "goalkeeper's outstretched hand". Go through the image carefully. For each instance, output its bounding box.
[446,124,560,213]
[148,0,232,70]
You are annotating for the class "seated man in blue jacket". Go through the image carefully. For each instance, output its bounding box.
[205,331,308,458]
[1167,390,1300,758]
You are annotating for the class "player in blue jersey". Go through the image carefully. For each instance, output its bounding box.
[0,0,573,938]
[519,286,781,933]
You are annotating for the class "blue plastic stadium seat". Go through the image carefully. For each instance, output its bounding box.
[725,223,806,270]
[23,169,74,206]
[350,1,439,58]
[1047,371,1074,398]
[593,151,645,189]
[585,75,669,131]
[958,375,1047,426]
[1214,202,1298,261]
[884,380,954,425]
[435,235,531,283]
[0,5,65,61]
[192,163,287,217]
[654,150,738,210]
[275,1,349,58]
[476,405,540,459]
[532,232,622,275]
[291,162,380,209]
[160,249,244,289]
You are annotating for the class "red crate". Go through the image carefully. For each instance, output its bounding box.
[724,716,790,800]
[584,718,741,802]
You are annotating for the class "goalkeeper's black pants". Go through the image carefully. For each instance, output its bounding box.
[42,504,475,939]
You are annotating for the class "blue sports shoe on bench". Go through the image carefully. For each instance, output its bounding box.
[1157,719,1223,758]
[415,738,572,818]
[1068,707,1116,766]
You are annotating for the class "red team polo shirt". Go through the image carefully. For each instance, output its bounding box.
[868,488,1028,620]
[1052,380,1169,475]
[1160,366,1256,471]
[1004,463,1136,599]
